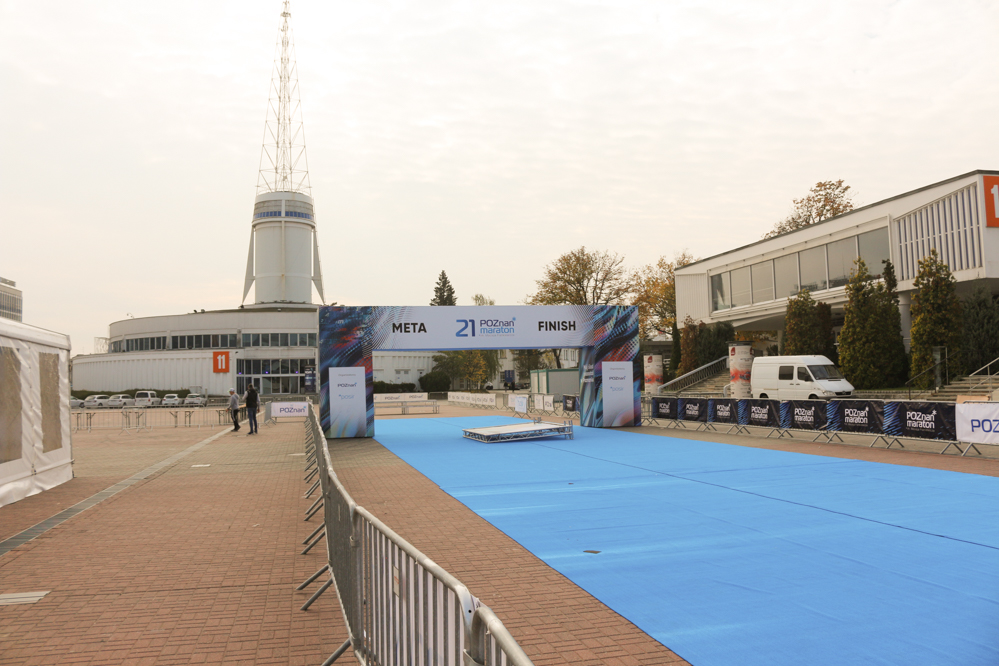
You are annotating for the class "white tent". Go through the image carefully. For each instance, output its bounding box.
[1,317,72,507]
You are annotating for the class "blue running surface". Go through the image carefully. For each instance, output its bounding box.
[373,416,999,666]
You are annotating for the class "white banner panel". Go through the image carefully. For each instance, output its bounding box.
[271,401,310,418]
[329,368,367,438]
[602,361,635,427]
[513,395,528,413]
[544,395,555,412]
[956,402,999,443]
[374,393,428,403]
[371,305,594,351]
[533,394,545,411]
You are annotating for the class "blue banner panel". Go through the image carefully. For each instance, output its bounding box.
[710,398,739,424]
[785,400,828,430]
[828,401,884,433]
[889,402,956,440]
[679,398,708,422]
[651,397,678,420]
[742,399,780,428]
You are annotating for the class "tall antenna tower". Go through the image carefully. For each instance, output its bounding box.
[257,0,311,196]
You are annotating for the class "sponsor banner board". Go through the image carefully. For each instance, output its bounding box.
[957,402,999,443]
[644,355,664,393]
[533,394,545,411]
[303,367,316,393]
[786,400,827,430]
[374,393,428,403]
[744,399,780,428]
[897,401,956,440]
[563,395,578,412]
[602,361,635,426]
[831,401,883,433]
[271,401,310,418]
[513,395,529,413]
[329,368,367,438]
[710,398,738,423]
[679,398,708,422]
[544,395,555,412]
[728,343,752,399]
[652,397,677,420]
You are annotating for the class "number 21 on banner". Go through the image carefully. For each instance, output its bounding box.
[985,175,999,228]
[213,351,230,373]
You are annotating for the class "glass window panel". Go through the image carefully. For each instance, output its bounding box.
[194,335,203,349]
[289,333,298,346]
[261,377,272,395]
[262,360,270,374]
[39,352,62,453]
[280,359,290,374]
[290,376,300,393]
[710,272,731,311]
[797,367,811,382]
[308,333,316,347]
[799,246,827,292]
[251,333,260,346]
[751,261,774,303]
[290,359,299,374]
[251,359,261,375]
[210,334,219,348]
[774,255,799,299]
[271,333,280,346]
[242,333,250,347]
[236,359,243,374]
[281,377,291,393]
[858,228,890,277]
[280,333,289,347]
[826,237,856,288]
[778,366,793,381]
[730,267,751,308]
[261,333,270,347]
[237,377,245,393]
[229,334,237,347]
[184,335,192,349]
[0,347,23,463]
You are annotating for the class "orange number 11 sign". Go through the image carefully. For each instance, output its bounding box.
[985,175,999,228]
[213,351,230,373]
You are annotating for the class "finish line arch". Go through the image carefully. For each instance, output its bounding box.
[318,305,640,438]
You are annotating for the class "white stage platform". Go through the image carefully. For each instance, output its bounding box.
[462,419,574,443]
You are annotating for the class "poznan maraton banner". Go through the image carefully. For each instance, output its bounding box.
[956,402,999,444]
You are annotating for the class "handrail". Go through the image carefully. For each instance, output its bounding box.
[905,350,953,399]
[659,356,727,395]
[968,354,999,377]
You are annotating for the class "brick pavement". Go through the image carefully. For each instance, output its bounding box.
[0,422,343,665]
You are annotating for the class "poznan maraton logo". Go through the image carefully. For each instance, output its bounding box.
[456,317,517,337]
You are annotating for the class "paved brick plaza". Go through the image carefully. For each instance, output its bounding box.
[1,406,996,665]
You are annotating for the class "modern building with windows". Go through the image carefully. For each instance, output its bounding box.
[676,170,999,347]
[0,277,23,322]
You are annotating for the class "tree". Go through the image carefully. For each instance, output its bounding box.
[782,290,823,355]
[469,294,500,379]
[431,350,493,388]
[472,293,495,306]
[838,259,907,390]
[527,246,631,307]
[419,371,451,393]
[430,271,457,306]
[631,250,695,340]
[764,180,855,239]
[696,322,735,367]
[668,321,681,378]
[677,316,702,376]
[815,302,837,363]
[513,349,549,380]
[910,249,963,388]
[962,285,999,374]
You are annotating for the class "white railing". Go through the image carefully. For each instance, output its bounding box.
[658,356,728,395]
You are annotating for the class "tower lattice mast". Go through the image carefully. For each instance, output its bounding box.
[257,0,311,196]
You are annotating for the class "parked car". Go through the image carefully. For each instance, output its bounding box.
[134,390,162,407]
[751,355,854,400]
[162,394,181,406]
[184,393,207,406]
[84,394,111,409]
[108,394,136,409]
[70,397,85,409]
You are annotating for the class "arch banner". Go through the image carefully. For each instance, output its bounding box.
[318,305,639,438]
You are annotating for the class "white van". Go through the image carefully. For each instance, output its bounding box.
[751,355,854,400]
[134,390,162,407]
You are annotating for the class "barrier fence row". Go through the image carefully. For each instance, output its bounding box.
[71,406,246,433]
[642,396,989,456]
[301,406,535,666]
[448,393,578,418]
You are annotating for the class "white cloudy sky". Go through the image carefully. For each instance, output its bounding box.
[2,0,997,352]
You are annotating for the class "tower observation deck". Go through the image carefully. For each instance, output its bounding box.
[243,1,325,307]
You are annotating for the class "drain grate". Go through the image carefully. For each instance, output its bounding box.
[0,591,49,606]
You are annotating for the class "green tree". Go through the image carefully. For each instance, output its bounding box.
[677,316,702,376]
[419,371,451,392]
[430,271,457,306]
[782,290,823,355]
[881,260,909,386]
[764,180,855,239]
[631,250,695,340]
[910,249,963,388]
[668,321,681,379]
[815,302,837,363]
[470,294,500,380]
[513,349,549,380]
[696,322,735,367]
[962,285,999,374]
[839,259,906,389]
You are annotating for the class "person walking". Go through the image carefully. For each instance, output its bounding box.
[228,388,241,432]
[244,383,259,434]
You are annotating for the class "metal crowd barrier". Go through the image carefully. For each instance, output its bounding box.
[374,400,440,415]
[300,407,534,666]
[71,406,243,433]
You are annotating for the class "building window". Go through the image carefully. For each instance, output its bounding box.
[261,333,270,347]
[773,254,799,299]
[826,237,857,289]
[710,273,731,311]
[280,333,289,347]
[751,261,774,303]
[243,333,251,347]
[730,266,751,308]
[858,227,890,277]
[308,333,316,346]
[798,246,827,293]
[290,333,298,346]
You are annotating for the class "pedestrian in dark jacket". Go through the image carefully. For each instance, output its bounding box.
[244,384,259,434]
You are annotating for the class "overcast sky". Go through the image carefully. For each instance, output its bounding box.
[2,0,997,352]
